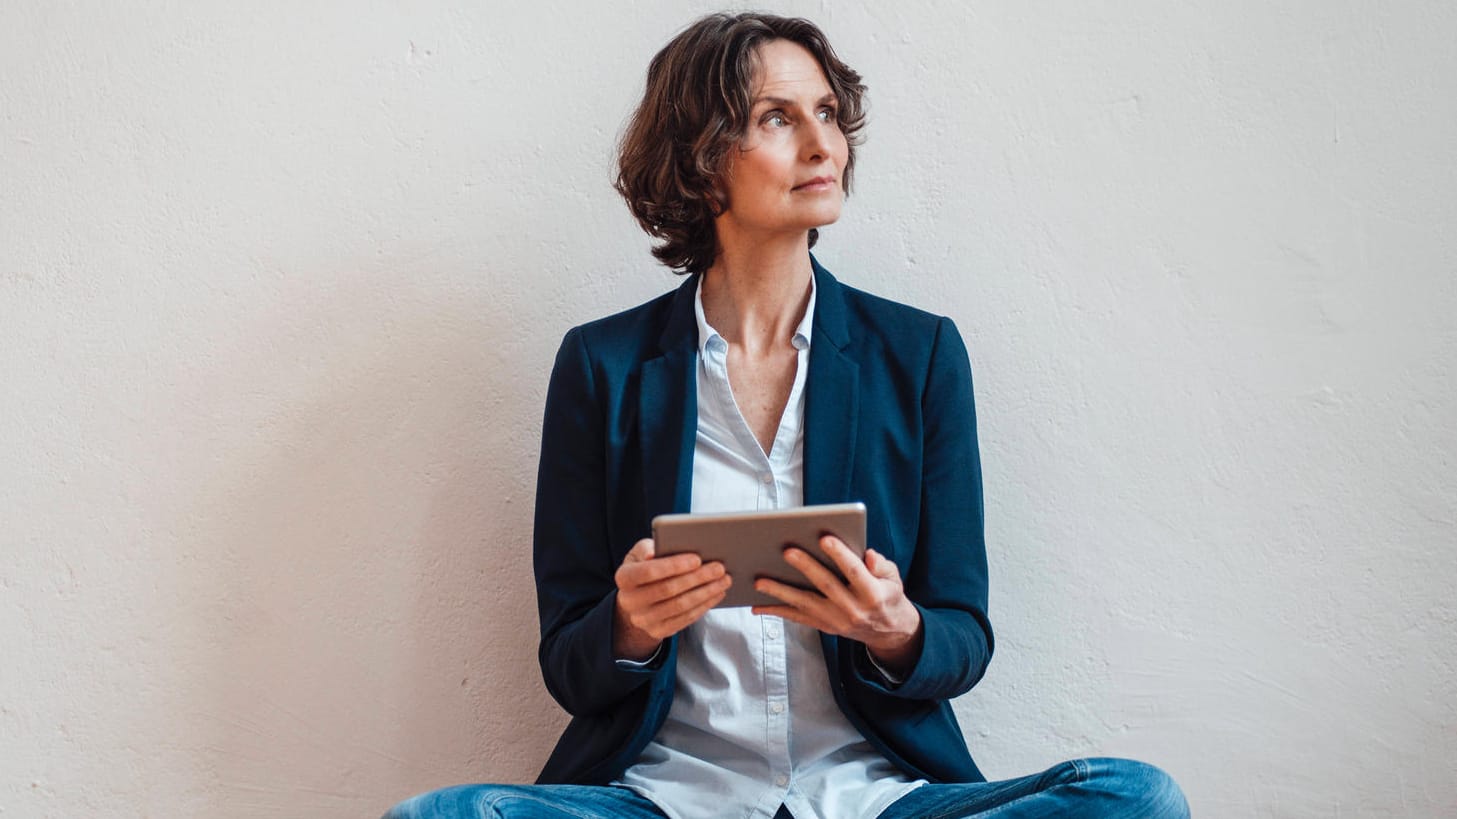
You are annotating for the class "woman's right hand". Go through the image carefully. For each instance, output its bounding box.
[613,538,731,661]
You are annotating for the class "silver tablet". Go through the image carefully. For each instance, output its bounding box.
[652,502,867,609]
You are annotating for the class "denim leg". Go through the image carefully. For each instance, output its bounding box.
[878,757,1189,819]
[380,784,668,819]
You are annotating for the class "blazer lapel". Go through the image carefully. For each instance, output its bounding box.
[804,258,862,673]
[639,274,701,518]
[803,258,859,507]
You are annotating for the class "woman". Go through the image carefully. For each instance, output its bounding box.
[385,12,1189,819]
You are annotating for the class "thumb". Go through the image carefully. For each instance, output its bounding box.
[625,538,656,563]
[866,548,898,579]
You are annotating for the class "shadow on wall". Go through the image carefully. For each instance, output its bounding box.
[176,264,566,816]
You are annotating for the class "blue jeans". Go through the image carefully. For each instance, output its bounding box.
[382,757,1189,818]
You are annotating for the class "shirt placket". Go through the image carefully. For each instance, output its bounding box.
[708,339,780,511]
[712,335,796,811]
[763,614,791,803]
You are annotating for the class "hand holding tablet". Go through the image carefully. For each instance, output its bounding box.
[652,502,867,609]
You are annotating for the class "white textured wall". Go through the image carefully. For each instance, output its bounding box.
[3,2,1453,816]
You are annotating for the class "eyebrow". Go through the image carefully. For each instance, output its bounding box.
[752,92,838,108]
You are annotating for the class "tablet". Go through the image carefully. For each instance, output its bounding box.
[652,502,867,609]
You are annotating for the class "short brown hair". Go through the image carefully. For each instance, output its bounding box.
[614,13,868,275]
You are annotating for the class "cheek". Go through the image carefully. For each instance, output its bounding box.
[832,132,850,169]
[746,155,792,197]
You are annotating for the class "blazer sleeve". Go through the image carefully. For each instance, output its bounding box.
[851,316,994,701]
[533,327,662,717]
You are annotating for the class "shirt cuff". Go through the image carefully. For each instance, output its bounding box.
[614,641,666,671]
[862,645,906,687]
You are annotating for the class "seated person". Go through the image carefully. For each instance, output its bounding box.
[384,12,1190,819]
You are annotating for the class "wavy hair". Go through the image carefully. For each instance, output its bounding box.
[614,13,868,275]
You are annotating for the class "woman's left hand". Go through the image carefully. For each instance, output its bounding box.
[752,535,924,676]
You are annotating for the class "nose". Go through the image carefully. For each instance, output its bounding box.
[801,118,834,163]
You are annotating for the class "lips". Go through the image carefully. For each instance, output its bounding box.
[793,176,837,191]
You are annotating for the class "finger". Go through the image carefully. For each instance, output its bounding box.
[634,561,726,605]
[781,547,859,611]
[817,536,879,595]
[652,600,718,637]
[643,575,732,634]
[751,604,828,633]
[865,548,901,581]
[754,574,835,614]
[618,551,703,588]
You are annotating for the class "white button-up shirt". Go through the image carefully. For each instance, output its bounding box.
[613,275,924,819]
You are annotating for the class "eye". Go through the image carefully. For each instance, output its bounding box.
[817,107,836,123]
[765,112,787,128]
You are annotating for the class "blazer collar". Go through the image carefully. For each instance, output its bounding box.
[808,254,851,351]
[640,274,699,518]
[657,273,701,354]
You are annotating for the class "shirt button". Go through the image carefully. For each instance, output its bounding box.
[775,774,789,787]
[766,625,780,640]
[771,702,785,714]
[760,472,773,484]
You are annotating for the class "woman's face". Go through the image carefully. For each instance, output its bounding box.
[716,39,850,241]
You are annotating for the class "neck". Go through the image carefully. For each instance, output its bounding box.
[701,232,814,355]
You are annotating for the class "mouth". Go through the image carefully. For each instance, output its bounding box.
[792,176,837,192]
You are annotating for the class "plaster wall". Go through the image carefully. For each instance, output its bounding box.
[2,1,1454,816]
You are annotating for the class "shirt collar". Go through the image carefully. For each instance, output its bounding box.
[694,273,817,356]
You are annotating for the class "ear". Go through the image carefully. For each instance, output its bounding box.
[706,184,728,217]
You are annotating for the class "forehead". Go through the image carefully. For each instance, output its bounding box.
[750,39,832,99]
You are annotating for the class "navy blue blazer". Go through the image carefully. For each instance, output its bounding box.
[531,256,994,786]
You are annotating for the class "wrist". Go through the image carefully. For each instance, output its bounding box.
[867,604,924,673]
[612,599,662,662]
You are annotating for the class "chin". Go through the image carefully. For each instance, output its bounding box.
[795,205,844,230]
[808,210,843,229]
